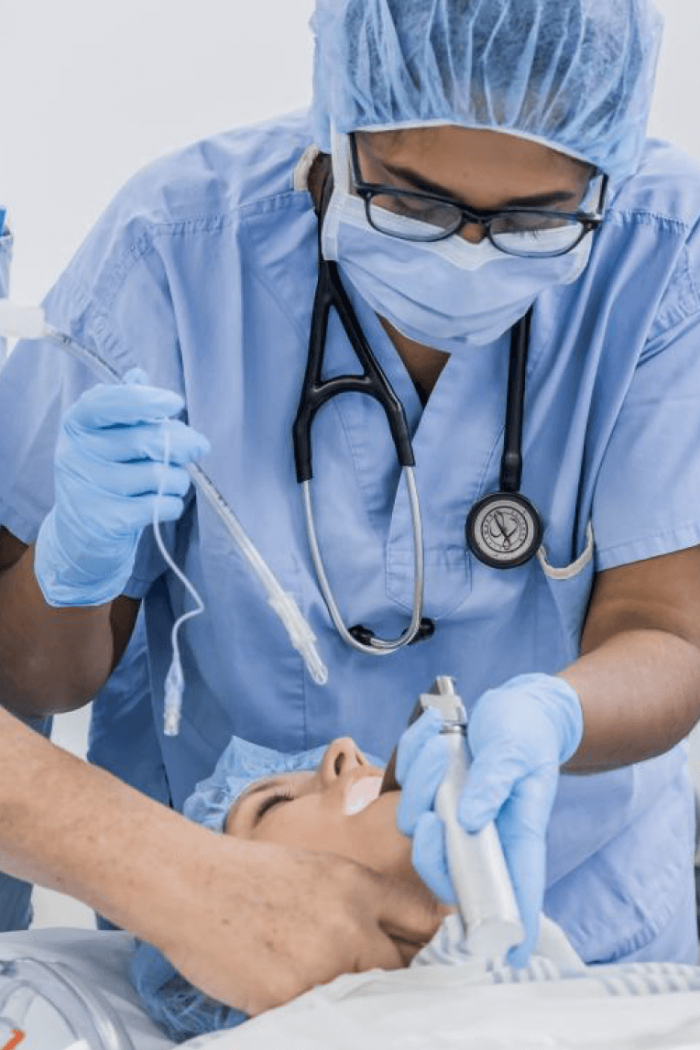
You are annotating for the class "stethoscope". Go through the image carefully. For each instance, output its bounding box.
[292,171,544,656]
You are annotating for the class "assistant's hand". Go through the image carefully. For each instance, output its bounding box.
[34,371,210,607]
[157,836,445,1017]
[395,673,583,966]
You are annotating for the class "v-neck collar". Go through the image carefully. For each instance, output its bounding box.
[326,273,512,617]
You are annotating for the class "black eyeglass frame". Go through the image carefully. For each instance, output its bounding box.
[348,132,609,259]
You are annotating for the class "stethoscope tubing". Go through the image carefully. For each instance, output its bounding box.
[294,164,542,655]
[293,167,427,654]
[302,467,425,654]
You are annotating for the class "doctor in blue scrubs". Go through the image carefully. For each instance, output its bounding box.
[0,0,699,981]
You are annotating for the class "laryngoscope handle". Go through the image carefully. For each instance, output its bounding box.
[436,726,523,959]
[387,676,524,962]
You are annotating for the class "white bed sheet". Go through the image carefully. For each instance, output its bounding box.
[183,957,700,1050]
[1,928,700,1050]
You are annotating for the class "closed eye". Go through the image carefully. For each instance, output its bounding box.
[254,790,295,827]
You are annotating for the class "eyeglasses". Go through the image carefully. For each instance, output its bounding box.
[348,133,608,259]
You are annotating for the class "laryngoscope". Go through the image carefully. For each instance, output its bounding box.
[381,676,523,962]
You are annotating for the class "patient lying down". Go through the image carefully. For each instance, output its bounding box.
[132,734,450,1041]
[132,735,700,1045]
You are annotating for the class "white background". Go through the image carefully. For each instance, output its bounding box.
[0,0,698,926]
[2,0,700,304]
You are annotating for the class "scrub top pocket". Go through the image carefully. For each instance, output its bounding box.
[536,523,595,664]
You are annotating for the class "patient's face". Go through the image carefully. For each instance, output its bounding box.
[225,737,422,885]
[225,738,451,958]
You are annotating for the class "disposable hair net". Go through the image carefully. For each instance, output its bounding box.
[311,0,664,181]
[183,735,330,833]
[131,735,384,1043]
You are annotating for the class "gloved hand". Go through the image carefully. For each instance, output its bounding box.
[35,370,210,607]
[395,673,583,966]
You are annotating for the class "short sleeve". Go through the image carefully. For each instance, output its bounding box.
[593,265,700,570]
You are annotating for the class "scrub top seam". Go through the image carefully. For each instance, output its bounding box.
[682,243,700,310]
[121,579,152,601]
[605,207,691,235]
[595,520,700,570]
[474,424,509,499]
[322,344,406,539]
[87,191,304,321]
[0,500,46,547]
[242,240,312,347]
[236,192,318,345]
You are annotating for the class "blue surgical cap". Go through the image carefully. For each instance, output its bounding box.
[311,0,664,181]
[132,735,384,1042]
[183,736,331,833]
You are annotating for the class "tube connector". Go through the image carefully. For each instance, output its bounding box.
[268,590,328,686]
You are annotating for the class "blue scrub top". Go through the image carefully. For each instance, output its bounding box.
[1,111,699,961]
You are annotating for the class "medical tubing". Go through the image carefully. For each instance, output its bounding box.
[44,324,123,384]
[0,957,136,1050]
[186,462,327,684]
[153,423,206,736]
[435,727,523,961]
[301,466,424,654]
[9,311,328,687]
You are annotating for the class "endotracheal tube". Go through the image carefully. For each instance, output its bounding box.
[0,301,329,736]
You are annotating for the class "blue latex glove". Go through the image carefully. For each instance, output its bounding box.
[35,370,210,607]
[396,673,583,966]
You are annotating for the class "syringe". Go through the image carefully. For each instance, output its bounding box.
[0,301,329,706]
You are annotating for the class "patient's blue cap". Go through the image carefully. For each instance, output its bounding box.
[184,736,330,832]
[311,0,664,181]
[185,735,385,833]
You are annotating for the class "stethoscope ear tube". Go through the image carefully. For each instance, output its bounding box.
[293,165,417,485]
[294,166,546,658]
[293,167,428,654]
[502,310,531,494]
[292,257,416,484]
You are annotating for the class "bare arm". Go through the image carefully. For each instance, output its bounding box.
[0,527,138,716]
[0,703,441,1015]
[562,545,700,772]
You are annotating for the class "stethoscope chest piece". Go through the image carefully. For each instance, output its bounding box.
[465,308,544,570]
[466,491,543,569]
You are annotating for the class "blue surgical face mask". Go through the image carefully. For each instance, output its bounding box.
[321,131,593,352]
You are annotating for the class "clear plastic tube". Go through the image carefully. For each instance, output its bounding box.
[153,423,206,736]
[0,303,329,705]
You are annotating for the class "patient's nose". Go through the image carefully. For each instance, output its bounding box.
[320,737,366,785]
